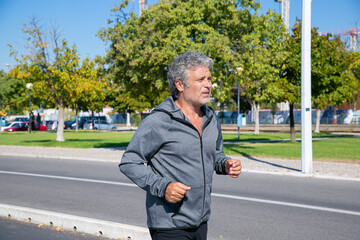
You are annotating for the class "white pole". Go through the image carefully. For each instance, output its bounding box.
[301,0,313,174]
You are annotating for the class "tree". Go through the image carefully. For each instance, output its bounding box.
[350,51,360,109]
[0,70,27,116]
[281,20,360,139]
[311,32,358,131]
[278,20,302,142]
[9,18,107,141]
[68,57,108,132]
[238,10,288,134]
[98,0,258,114]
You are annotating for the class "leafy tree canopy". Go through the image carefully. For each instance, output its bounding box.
[98,0,260,112]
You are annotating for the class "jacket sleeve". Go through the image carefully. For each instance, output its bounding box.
[119,116,171,198]
[214,116,230,175]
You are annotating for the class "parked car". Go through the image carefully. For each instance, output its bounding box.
[64,120,73,129]
[44,120,58,131]
[1,121,28,132]
[83,120,117,130]
[14,117,30,122]
[69,116,107,129]
[27,121,47,131]
[33,122,47,131]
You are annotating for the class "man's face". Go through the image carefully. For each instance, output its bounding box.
[176,66,212,108]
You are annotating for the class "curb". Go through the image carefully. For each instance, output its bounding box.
[0,152,119,164]
[242,169,360,182]
[0,203,151,240]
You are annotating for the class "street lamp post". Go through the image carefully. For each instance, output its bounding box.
[26,83,33,134]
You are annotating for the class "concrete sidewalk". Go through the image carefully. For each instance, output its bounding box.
[0,145,359,181]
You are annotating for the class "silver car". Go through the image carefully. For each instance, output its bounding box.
[83,120,117,130]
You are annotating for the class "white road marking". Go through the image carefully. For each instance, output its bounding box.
[0,170,136,188]
[1,170,360,216]
[211,193,360,216]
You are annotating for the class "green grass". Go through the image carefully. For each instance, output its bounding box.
[222,132,345,142]
[0,130,134,148]
[0,130,359,162]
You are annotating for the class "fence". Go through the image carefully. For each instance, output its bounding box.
[217,109,360,125]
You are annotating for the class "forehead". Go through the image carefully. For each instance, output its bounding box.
[187,66,211,77]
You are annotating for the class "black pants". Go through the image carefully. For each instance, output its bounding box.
[150,222,208,240]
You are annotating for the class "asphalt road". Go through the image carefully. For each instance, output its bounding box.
[0,155,359,240]
[0,217,113,240]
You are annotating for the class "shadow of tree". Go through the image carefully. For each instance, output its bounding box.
[93,142,129,149]
[227,145,301,172]
[22,139,130,149]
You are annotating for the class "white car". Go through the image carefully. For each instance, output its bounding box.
[83,120,117,130]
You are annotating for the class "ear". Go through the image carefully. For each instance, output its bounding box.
[175,80,184,93]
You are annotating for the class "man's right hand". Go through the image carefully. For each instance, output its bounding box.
[165,182,191,203]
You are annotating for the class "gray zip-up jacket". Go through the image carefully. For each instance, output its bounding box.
[119,96,230,229]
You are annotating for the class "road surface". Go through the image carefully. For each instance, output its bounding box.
[0,155,359,240]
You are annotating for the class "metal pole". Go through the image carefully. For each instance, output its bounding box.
[28,89,32,134]
[301,0,313,174]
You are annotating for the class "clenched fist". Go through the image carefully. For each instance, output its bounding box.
[165,182,191,203]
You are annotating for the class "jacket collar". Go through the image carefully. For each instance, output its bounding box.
[154,96,214,120]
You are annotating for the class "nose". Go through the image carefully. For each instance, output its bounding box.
[204,79,212,88]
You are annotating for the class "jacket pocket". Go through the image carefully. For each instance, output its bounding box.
[171,185,203,222]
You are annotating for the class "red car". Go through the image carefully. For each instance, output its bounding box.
[1,121,28,132]
[25,121,48,131]
[33,122,47,131]
[1,121,47,132]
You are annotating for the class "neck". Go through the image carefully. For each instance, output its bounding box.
[174,98,203,118]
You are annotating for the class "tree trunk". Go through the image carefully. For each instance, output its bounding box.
[56,105,65,142]
[332,106,337,124]
[75,107,79,132]
[289,102,295,142]
[91,111,95,130]
[253,102,260,135]
[314,108,321,133]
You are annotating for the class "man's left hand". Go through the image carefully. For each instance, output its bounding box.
[225,159,242,178]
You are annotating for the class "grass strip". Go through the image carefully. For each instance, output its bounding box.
[0,131,358,162]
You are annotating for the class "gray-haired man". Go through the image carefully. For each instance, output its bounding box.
[120,51,242,240]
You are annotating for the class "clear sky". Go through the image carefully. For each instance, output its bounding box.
[1,0,359,72]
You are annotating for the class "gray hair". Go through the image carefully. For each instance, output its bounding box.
[167,51,213,99]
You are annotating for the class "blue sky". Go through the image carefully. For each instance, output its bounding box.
[1,0,359,72]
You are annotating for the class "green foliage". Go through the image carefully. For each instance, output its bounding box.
[131,112,141,126]
[351,51,360,81]
[0,71,27,114]
[238,10,289,106]
[281,20,359,110]
[98,0,259,112]
[311,29,358,109]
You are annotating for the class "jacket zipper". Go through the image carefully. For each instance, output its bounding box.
[153,108,213,219]
[200,116,212,218]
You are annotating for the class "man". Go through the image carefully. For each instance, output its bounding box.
[119,51,242,240]
[36,113,41,129]
[30,112,35,130]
